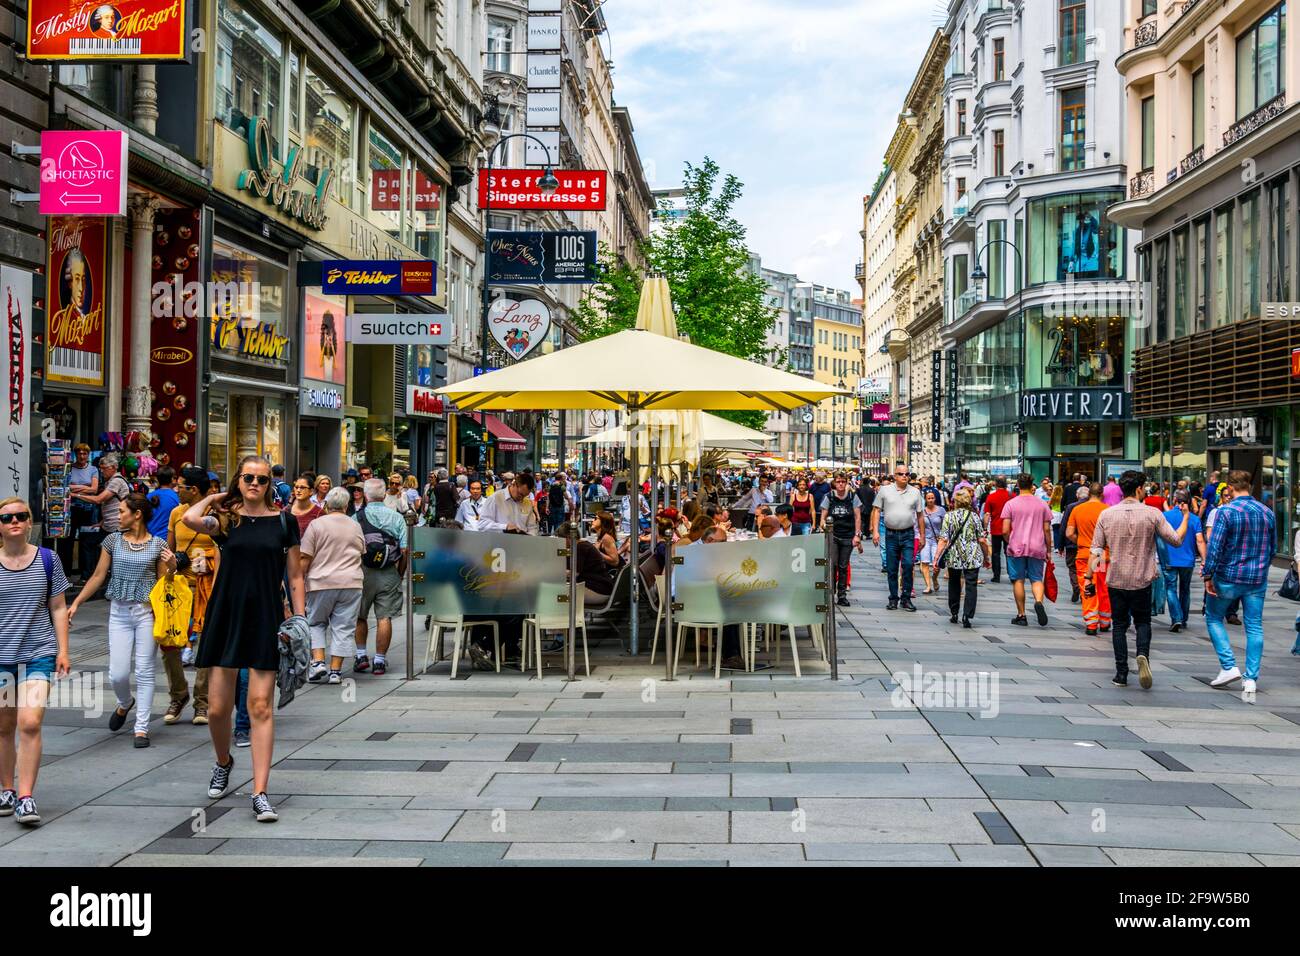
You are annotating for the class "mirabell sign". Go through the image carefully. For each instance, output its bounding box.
[235,117,331,231]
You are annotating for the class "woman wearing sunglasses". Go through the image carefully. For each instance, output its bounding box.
[181,455,305,823]
[0,498,71,826]
[69,494,176,748]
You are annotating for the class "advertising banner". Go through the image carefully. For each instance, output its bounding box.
[410,527,568,616]
[303,291,345,385]
[0,268,32,500]
[148,207,201,470]
[27,0,188,61]
[527,14,561,49]
[478,169,606,211]
[675,537,824,627]
[46,216,106,386]
[321,260,436,296]
[488,297,551,360]
[407,384,444,417]
[39,130,128,216]
[487,231,597,285]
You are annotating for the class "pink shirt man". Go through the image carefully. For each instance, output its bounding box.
[1002,493,1053,560]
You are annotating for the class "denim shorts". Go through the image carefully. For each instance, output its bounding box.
[1005,556,1045,583]
[0,655,56,685]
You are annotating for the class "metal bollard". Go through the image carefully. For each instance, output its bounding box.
[823,523,838,681]
[404,509,418,682]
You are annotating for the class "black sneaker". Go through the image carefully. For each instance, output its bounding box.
[886,601,898,610]
[207,754,235,799]
[1111,673,1128,687]
[1034,601,1048,627]
[14,795,39,826]
[1170,622,1183,633]
[1086,626,1099,636]
[836,596,851,607]
[0,789,15,816]
[353,654,371,673]
[1011,615,1028,627]
[252,792,278,823]
[108,697,134,732]
[372,659,388,676]
[961,619,973,629]
[949,613,959,624]
[1070,590,1080,603]
[899,600,916,612]
[1226,615,1243,626]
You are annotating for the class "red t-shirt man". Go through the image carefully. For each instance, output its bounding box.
[984,487,1014,536]
[1143,495,1166,510]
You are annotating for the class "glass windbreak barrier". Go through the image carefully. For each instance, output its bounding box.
[411,528,568,616]
[675,537,825,627]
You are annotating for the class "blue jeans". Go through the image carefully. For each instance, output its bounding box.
[1205,579,1266,681]
[877,515,887,570]
[1164,566,1193,625]
[234,668,251,735]
[884,528,915,602]
[792,523,813,536]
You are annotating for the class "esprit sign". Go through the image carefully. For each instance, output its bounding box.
[39,130,128,216]
[27,0,187,61]
[346,314,451,346]
[489,297,551,360]
[1019,387,1129,422]
[478,169,606,211]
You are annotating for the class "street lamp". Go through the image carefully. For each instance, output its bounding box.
[478,103,559,472]
[835,378,846,468]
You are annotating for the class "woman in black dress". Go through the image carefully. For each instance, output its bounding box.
[181,455,305,822]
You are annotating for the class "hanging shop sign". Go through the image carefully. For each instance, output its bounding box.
[526,53,561,89]
[0,267,32,499]
[149,208,201,469]
[26,0,187,61]
[235,117,331,230]
[946,350,958,415]
[407,385,444,417]
[301,382,344,419]
[46,216,106,386]
[528,0,560,10]
[525,131,561,168]
[487,231,597,285]
[303,291,346,386]
[321,260,436,296]
[930,350,942,443]
[1264,303,1300,319]
[478,169,606,211]
[871,402,890,423]
[210,317,289,364]
[489,297,551,360]
[1292,347,1300,378]
[346,314,450,346]
[39,130,128,216]
[525,92,561,129]
[1018,386,1129,422]
[527,14,561,49]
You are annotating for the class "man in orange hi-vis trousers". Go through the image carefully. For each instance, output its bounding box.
[1066,482,1110,635]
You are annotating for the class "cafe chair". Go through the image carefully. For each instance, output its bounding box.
[424,614,500,679]
[747,623,803,677]
[522,584,589,679]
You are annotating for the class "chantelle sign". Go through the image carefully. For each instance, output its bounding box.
[321,260,436,296]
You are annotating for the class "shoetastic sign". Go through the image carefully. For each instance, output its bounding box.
[346,314,450,346]
[39,130,128,216]
[320,260,436,296]
[478,169,607,211]
[487,231,597,285]
[27,0,188,61]
[1019,386,1129,422]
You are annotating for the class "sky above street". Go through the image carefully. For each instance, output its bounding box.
[602,0,941,293]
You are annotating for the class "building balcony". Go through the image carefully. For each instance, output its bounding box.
[854,261,866,283]
[1178,144,1205,177]
[955,289,979,320]
[1132,19,1158,49]
[1129,167,1156,200]
[1223,94,1287,149]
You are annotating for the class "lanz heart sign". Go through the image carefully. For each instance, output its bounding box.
[489,297,551,360]
[39,130,128,216]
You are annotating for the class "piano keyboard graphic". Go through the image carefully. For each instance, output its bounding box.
[68,38,143,56]
[50,347,102,381]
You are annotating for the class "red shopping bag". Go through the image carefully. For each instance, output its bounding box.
[1043,558,1059,603]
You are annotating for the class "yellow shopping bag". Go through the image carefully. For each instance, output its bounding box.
[150,574,193,648]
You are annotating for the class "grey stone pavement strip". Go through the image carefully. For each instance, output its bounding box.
[5,552,1300,866]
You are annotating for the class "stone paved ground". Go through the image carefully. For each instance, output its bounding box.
[4,549,1300,867]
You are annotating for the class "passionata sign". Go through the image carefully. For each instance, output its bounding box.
[321,260,436,296]
[236,117,331,230]
[478,169,606,211]
[489,297,551,360]
[39,130,128,216]
[346,314,450,346]
[27,0,187,61]
[1019,386,1129,422]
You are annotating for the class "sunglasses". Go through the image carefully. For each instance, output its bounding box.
[0,511,31,524]
[294,484,310,491]
[240,474,271,486]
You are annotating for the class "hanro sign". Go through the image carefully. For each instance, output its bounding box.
[346,314,451,346]
[478,169,606,211]
[27,0,187,61]
[39,130,128,216]
[527,15,561,49]
[489,297,551,360]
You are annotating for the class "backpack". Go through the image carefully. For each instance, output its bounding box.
[38,547,54,606]
[356,506,401,569]
[548,482,566,510]
[274,480,292,507]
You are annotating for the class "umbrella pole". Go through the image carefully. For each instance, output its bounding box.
[566,517,577,682]
[628,408,640,657]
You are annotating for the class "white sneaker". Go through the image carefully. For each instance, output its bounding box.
[1210,666,1241,688]
[307,660,328,683]
[180,644,195,666]
[1241,679,1257,704]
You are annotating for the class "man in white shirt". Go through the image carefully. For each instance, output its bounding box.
[455,479,487,529]
[477,473,539,534]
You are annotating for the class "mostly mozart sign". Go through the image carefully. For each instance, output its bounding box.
[27,0,187,60]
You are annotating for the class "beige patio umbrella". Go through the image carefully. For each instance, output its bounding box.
[632,275,699,478]
[578,411,768,452]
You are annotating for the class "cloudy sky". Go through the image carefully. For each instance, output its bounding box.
[601,0,943,293]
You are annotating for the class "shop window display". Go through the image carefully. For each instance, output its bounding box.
[1027,190,1125,284]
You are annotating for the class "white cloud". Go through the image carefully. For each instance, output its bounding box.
[604,0,940,289]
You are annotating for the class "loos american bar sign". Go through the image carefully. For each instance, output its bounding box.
[1019,386,1130,422]
[27,0,188,60]
[487,231,597,285]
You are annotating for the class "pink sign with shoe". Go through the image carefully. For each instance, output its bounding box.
[39,130,129,216]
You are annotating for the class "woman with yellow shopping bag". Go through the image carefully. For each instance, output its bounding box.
[68,494,175,748]
[162,467,220,725]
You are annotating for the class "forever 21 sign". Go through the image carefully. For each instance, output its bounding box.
[1019,387,1129,422]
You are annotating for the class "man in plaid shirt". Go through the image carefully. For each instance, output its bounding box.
[1202,469,1275,703]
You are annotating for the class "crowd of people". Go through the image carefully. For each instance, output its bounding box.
[2,451,1297,829]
